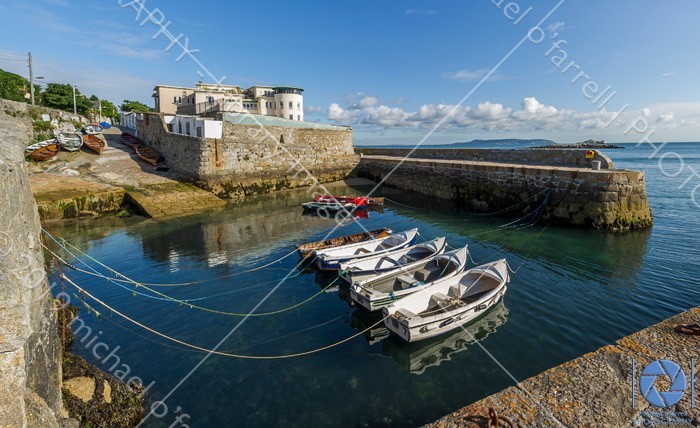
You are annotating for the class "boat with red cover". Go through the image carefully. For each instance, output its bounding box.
[314,195,384,206]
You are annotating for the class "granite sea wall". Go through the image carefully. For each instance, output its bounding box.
[352,151,652,231]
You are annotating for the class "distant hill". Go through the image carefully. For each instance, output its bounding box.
[423,139,558,149]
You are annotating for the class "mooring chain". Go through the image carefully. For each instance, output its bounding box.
[488,407,515,428]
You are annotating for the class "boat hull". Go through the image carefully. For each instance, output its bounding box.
[314,233,418,271]
[296,228,392,260]
[388,288,506,342]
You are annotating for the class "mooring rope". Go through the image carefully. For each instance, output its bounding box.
[42,232,336,317]
[61,273,388,360]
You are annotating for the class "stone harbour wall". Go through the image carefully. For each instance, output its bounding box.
[353,155,653,230]
[0,106,65,426]
[356,147,615,169]
[137,114,360,198]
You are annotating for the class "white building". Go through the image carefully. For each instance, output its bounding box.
[153,83,304,122]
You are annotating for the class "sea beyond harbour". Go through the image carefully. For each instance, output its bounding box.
[47,142,700,427]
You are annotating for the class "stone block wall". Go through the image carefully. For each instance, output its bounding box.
[353,156,652,230]
[137,114,360,198]
[0,105,64,426]
[356,147,615,169]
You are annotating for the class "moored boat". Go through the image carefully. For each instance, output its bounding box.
[120,132,142,148]
[301,201,357,213]
[82,134,105,155]
[296,227,393,260]
[56,132,84,152]
[314,195,384,206]
[339,236,447,284]
[350,246,468,312]
[26,140,60,162]
[314,228,418,271]
[383,259,509,342]
[135,145,163,166]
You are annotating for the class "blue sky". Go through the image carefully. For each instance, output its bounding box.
[2,0,700,144]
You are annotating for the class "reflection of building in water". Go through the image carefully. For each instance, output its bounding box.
[168,249,181,273]
[383,302,508,375]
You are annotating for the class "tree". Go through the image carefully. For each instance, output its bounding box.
[0,68,38,103]
[100,99,119,121]
[41,83,92,115]
[120,100,152,113]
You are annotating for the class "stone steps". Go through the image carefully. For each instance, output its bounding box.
[125,182,227,219]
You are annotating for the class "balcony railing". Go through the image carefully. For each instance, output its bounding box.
[176,100,259,115]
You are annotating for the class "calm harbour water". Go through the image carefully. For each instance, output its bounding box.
[48,142,700,427]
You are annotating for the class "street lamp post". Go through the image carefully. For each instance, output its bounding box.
[72,85,77,115]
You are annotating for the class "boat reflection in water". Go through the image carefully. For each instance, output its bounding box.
[350,308,390,345]
[382,301,509,375]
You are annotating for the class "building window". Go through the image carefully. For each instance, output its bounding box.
[196,127,202,137]
[289,114,293,120]
[178,97,182,105]
[297,102,300,110]
[297,115,301,121]
[185,122,190,135]
[173,96,177,104]
[279,101,284,109]
[178,122,182,134]
[289,101,293,109]
[207,96,214,104]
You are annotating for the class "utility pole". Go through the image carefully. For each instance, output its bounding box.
[72,85,77,115]
[28,52,35,105]
[98,99,102,122]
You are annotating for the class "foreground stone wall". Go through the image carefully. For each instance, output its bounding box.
[356,147,615,169]
[137,114,360,198]
[0,104,64,426]
[425,307,700,427]
[353,155,652,230]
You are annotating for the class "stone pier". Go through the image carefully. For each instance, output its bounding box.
[352,148,653,231]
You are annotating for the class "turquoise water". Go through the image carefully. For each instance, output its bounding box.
[47,143,700,427]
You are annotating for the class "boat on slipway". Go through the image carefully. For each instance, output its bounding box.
[314,228,418,271]
[82,134,106,155]
[349,246,468,312]
[25,139,59,161]
[135,145,163,166]
[56,132,84,152]
[83,123,104,135]
[120,132,142,148]
[383,259,509,342]
[296,228,393,260]
[339,236,447,284]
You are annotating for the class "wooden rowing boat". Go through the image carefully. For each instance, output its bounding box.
[135,145,163,166]
[383,258,509,342]
[296,227,392,260]
[56,132,84,152]
[350,246,468,312]
[301,201,357,212]
[120,132,142,149]
[27,142,60,161]
[314,228,419,271]
[82,134,105,155]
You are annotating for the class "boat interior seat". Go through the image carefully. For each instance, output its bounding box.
[430,292,453,309]
[396,274,420,289]
[396,308,416,319]
[376,240,396,250]
[415,264,441,282]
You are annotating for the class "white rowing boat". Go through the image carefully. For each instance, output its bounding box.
[314,228,418,271]
[56,132,84,152]
[350,246,468,312]
[382,301,508,374]
[25,138,57,153]
[339,237,447,284]
[383,259,509,342]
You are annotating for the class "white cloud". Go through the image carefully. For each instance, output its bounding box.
[405,9,438,16]
[326,96,627,132]
[661,71,676,77]
[445,68,509,82]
